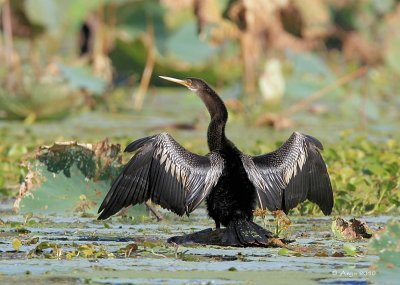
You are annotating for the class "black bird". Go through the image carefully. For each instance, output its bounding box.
[98,76,333,246]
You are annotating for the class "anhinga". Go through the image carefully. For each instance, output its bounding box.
[98,76,333,246]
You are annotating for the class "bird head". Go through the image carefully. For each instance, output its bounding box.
[159,75,227,129]
[159,76,204,92]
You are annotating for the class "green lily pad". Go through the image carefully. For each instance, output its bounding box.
[59,65,107,95]
[166,21,218,65]
[343,243,357,257]
[15,140,146,217]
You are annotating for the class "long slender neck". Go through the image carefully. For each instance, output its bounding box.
[196,84,228,151]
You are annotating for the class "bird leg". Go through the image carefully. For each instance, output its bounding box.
[215,220,221,229]
[145,201,164,221]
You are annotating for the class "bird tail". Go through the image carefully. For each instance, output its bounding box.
[222,220,273,247]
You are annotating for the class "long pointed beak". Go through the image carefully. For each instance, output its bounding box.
[159,76,191,88]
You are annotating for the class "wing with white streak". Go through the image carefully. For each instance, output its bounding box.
[241,132,333,215]
[98,133,224,219]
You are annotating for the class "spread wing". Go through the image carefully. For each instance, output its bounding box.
[241,132,333,215]
[98,133,224,219]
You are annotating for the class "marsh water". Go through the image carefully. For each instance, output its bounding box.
[0,204,393,285]
[0,89,399,284]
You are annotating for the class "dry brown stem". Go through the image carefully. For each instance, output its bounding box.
[134,17,156,111]
[280,66,368,117]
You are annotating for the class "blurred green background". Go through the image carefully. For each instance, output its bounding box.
[0,0,399,215]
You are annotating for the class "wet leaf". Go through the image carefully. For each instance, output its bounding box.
[278,248,289,256]
[25,237,40,245]
[79,248,94,258]
[35,241,56,252]
[12,238,22,251]
[343,243,357,257]
[95,249,113,259]
[178,253,201,262]
[291,246,312,254]
[332,251,345,257]
[102,222,111,229]
[314,251,329,257]
[332,217,373,241]
[269,238,287,248]
[124,244,138,258]
[66,251,77,260]
[143,241,158,249]
[15,228,31,234]
[25,220,37,227]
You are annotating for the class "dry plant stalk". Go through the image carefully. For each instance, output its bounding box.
[133,17,156,111]
[2,0,16,90]
[256,67,368,129]
[280,66,369,117]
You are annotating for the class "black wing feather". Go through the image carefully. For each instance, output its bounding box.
[98,133,224,219]
[305,147,333,214]
[242,132,333,215]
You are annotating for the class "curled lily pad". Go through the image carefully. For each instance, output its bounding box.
[14,140,147,217]
[332,217,373,241]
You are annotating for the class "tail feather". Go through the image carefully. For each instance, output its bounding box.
[222,220,272,247]
[223,226,239,245]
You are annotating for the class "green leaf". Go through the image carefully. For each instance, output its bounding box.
[12,238,22,251]
[59,65,107,95]
[25,0,67,35]
[343,243,357,257]
[35,241,55,251]
[25,0,109,35]
[26,237,40,245]
[166,21,218,65]
[16,140,147,217]
[117,0,168,51]
[277,248,289,256]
